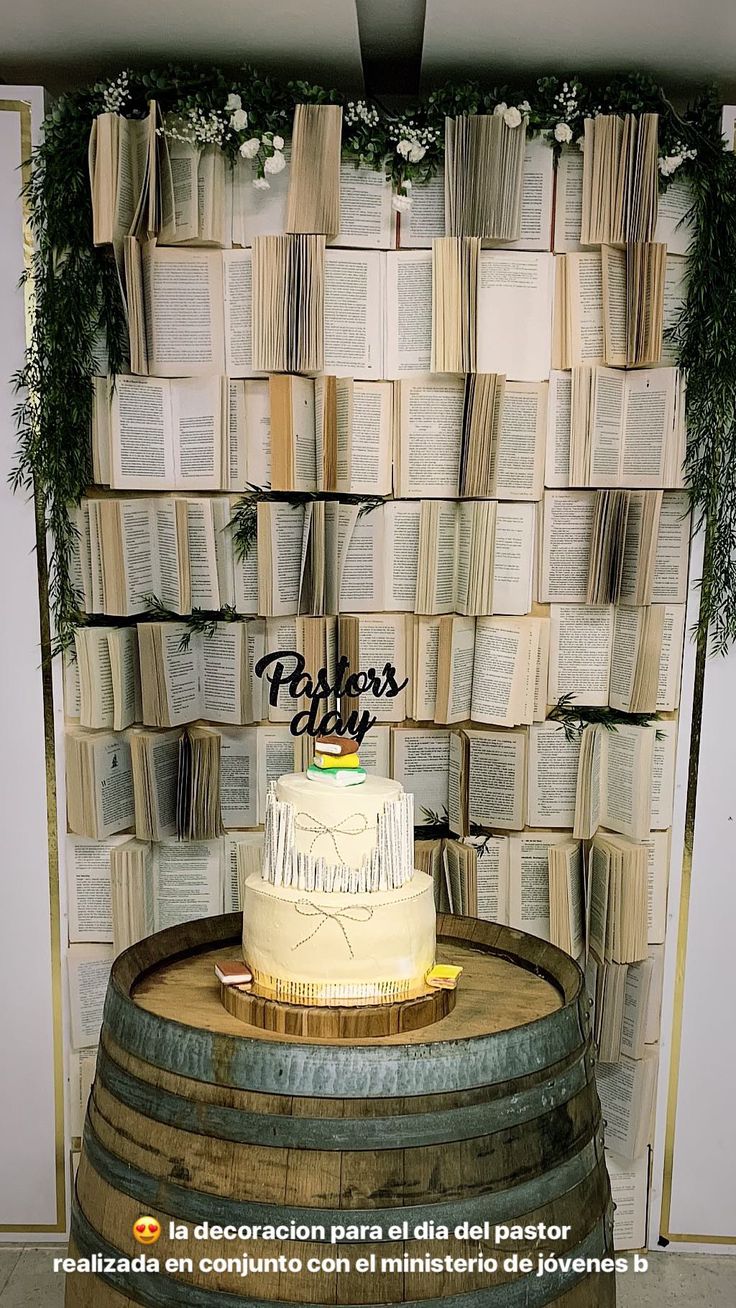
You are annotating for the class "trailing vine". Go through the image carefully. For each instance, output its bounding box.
[10,65,736,652]
[548,694,662,743]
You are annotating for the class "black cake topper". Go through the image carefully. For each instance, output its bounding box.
[254,650,408,745]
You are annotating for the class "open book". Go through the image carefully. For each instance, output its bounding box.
[110,837,224,955]
[394,373,546,501]
[547,366,686,490]
[574,722,658,841]
[548,602,685,712]
[268,374,393,493]
[444,113,527,240]
[401,135,554,253]
[74,626,141,730]
[67,834,130,943]
[430,612,548,727]
[67,944,114,1049]
[391,726,450,826]
[597,1050,659,1160]
[285,103,342,236]
[580,114,659,244]
[137,620,259,728]
[66,729,135,839]
[539,489,690,605]
[447,726,527,833]
[75,494,247,617]
[553,244,666,368]
[588,830,649,963]
[607,1149,650,1250]
[89,102,172,245]
[97,375,227,492]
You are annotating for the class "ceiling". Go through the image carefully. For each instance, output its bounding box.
[2,0,736,95]
[421,0,736,86]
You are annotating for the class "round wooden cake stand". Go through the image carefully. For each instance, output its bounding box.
[220,977,456,1037]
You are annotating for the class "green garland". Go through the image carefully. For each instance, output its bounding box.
[11,65,736,651]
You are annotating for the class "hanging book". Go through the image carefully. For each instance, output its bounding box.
[580,113,659,245]
[251,233,326,372]
[286,103,343,236]
[431,236,479,372]
[444,114,527,240]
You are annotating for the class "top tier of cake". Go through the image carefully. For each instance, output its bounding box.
[262,772,414,894]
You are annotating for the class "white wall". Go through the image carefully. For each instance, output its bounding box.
[652,527,736,1248]
[0,87,67,1237]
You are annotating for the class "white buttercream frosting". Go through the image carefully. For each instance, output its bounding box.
[242,869,436,1003]
[277,772,401,868]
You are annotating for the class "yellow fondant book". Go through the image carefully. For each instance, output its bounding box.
[425,964,463,990]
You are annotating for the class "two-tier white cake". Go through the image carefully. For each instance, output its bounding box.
[242,751,436,1004]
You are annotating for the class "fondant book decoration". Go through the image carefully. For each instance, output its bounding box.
[254,649,408,743]
[262,782,414,893]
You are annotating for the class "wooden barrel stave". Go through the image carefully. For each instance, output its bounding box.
[87,1067,601,1205]
[67,914,614,1307]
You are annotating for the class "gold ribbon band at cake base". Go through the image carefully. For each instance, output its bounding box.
[249,966,425,1005]
[294,810,373,862]
[292,898,373,957]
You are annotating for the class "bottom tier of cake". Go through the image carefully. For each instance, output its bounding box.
[242,870,437,1004]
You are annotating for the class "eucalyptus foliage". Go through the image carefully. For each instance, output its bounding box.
[11,64,736,652]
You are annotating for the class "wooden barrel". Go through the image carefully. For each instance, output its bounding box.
[66,912,615,1308]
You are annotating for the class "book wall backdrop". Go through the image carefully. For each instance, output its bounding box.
[17,69,736,1251]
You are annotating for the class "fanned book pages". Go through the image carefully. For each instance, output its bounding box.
[129,727,181,841]
[548,602,685,712]
[137,620,258,728]
[251,234,326,372]
[110,838,224,954]
[588,831,650,962]
[444,114,527,239]
[573,721,657,841]
[74,626,141,731]
[66,729,135,840]
[285,103,343,236]
[556,365,686,489]
[89,102,173,245]
[552,243,665,368]
[158,140,232,247]
[548,840,586,961]
[447,727,527,833]
[587,489,633,604]
[580,114,659,245]
[176,725,223,839]
[431,236,479,372]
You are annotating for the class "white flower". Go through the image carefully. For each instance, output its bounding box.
[519,100,531,116]
[503,106,522,129]
[226,93,242,112]
[240,138,261,159]
[494,102,508,116]
[407,142,426,163]
[252,176,270,190]
[264,150,286,175]
[396,138,412,158]
[230,108,248,131]
[272,135,284,150]
[658,154,683,176]
[392,193,412,214]
[401,178,412,191]
[555,122,573,144]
